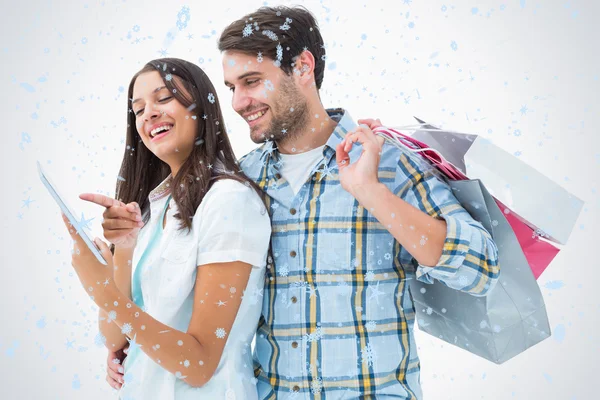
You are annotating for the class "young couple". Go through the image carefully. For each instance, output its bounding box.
[62,5,500,400]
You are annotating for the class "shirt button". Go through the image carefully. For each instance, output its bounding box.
[290,250,297,258]
[290,208,297,215]
[293,385,300,392]
[292,341,298,348]
[275,173,282,179]
[291,296,297,303]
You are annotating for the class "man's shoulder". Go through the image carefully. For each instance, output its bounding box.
[378,140,436,184]
[239,143,269,179]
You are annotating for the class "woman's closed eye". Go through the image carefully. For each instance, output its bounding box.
[133,97,173,116]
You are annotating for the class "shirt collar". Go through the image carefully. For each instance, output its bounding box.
[149,175,173,203]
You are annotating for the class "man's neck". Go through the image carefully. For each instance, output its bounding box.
[276,104,338,155]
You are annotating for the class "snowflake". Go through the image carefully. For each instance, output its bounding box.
[311,377,323,394]
[257,52,264,63]
[133,25,140,32]
[107,311,117,323]
[280,18,292,31]
[450,40,458,51]
[426,307,433,315]
[279,265,289,277]
[264,79,274,91]
[183,359,190,368]
[94,332,106,347]
[458,275,469,286]
[364,271,375,281]
[419,235,428,246]
[261,30,278,41]
[121,323,133,335]
[304,327,323,343]
[242,24,254,37]
[176,6,191,31]
[365,321,377,331]
[276,43,283,61]
[215,328,227,339]
[361,342,377,367]
[207,93,215,104]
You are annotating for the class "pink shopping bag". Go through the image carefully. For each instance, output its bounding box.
[374,126,560,279]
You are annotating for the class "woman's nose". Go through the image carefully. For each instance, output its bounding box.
[143,107,161,122]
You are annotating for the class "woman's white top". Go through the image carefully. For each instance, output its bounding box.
[119,176,271,400]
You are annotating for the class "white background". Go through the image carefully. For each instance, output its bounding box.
[1,0,598,398]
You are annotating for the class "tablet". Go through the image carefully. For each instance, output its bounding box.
[37,161,108,265]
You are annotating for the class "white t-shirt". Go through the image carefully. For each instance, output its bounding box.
[119,177,271,400]
[278,145,326,195]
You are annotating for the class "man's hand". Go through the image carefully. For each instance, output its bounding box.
[335,124,385,198]
[357,118,383,130]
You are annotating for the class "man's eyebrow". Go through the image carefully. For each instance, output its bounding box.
[131,86,168,104]
[224,71,263,86]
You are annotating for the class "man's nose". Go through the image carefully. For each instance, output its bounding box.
[232,90,252,115]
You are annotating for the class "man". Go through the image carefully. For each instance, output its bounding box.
[107,5,500,399]
[217,5,499,399]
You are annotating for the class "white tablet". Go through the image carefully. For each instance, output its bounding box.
[37,161,108,265]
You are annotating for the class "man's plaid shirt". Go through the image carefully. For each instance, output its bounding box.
[239,109,500,399]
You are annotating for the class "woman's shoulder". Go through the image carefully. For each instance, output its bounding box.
[197,177,267,216]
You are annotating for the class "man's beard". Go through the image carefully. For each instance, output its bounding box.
[250,75,310,146]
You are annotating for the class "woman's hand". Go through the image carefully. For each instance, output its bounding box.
[106,345,128,390]
[79,194,143,249]
[61,213,119,306]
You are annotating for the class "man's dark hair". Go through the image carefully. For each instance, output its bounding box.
[218,6,326,90]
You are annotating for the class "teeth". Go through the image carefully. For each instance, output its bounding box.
[247,110,265,122]
[150,125,172,137]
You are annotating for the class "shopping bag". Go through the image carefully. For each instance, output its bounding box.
[374,126,552,363]
[375,125,563,279]
[414,179,551,364]
[409,117,583,246]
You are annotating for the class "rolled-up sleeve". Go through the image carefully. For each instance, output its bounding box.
[394,152,500,296]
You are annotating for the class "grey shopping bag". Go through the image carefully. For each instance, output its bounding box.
[409,179,551,364]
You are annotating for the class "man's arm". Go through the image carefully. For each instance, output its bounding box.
[337,125,500,296]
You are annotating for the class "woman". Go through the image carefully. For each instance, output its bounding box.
[61,58,271,399]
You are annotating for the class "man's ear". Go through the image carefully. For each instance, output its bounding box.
[293,50,316,87]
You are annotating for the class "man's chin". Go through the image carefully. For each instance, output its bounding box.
[250,128,269,144]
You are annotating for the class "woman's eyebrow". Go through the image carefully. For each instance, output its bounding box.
[131,86,168,104]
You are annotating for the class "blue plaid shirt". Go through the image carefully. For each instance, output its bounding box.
[240,109,500,399]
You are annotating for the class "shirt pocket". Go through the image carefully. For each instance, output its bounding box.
[157,234,197,304]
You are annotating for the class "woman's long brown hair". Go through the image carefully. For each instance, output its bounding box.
[115,58,264,236]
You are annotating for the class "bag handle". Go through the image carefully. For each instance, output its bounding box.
[373,126,468,181]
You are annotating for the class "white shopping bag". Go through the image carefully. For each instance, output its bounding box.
[409,118,583,245]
